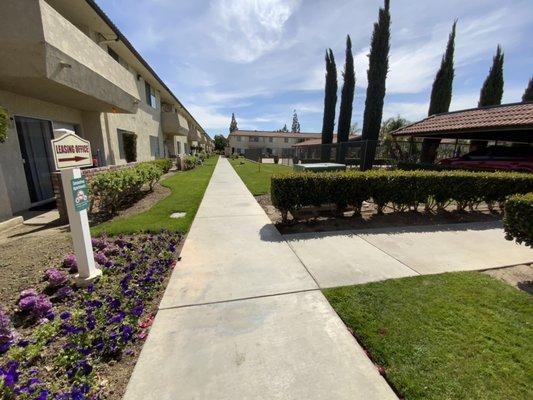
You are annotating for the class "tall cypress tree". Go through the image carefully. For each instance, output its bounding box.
[361,0,391,170]
[321,49,338,161]
[522,77,533,102]
[471,45,504,150]
[420,21,457,164]
[478,45,504,107]
[291,110,301,133]
[336,35,355,162]
[229,113,238,133]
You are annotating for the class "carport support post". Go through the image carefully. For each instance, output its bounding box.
[60,168,101,286]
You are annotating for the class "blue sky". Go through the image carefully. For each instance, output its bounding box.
[97,0,533,137]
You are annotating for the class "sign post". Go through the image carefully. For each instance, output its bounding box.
[52,132,101,286]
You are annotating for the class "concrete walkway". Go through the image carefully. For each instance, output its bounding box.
[124,158,397,400]
[285,221,533,288]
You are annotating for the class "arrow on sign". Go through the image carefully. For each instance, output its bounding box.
[58,156,89,162]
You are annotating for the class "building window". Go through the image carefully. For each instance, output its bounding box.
[118,129,136,162]
[145,82,158,109]
[149,136,160,158]
[108,46,120,63]
[284,137,289,143]
[269,137,273,143]
[249,137,259,142]
[237,136,242,142]
[177,142,181,154]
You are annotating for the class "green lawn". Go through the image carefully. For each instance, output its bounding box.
[324,272,533,400]
[229,157,291,195]
[91,156,218,236]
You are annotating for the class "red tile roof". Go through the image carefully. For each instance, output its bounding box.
[392,102,533,137]
[229,130,321,139]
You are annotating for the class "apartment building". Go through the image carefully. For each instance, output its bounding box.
[0,0,212,220]
[228,130,322,157]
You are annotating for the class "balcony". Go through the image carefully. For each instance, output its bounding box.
[162,111,189,136]
[0,0,140,113]
[188,127,202,143]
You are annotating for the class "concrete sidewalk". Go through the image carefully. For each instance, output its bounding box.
[124,158,397,400]
[285,221,533,288]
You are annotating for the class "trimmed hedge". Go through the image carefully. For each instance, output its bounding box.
[271,170,533,221]
[89,161,163,216]
[504,192,533,247]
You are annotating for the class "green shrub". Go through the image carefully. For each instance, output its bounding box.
[198,151,207,162]
[504,192,533,247]
[184,155,198,170]
[271,170,533,221]
[149,158,173,174]
[0,106,8,143]
[123,133,137,162]
[89,163,162,216]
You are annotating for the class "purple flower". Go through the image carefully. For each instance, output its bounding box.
[19,288,38,299]
[32,295,53,318]
[131,305,144,317]
[60,311,72,320]
[18,295,37,311]
[91,237,107,250]
[0,308,15,353]
[94,252,108,266]
[44,268,68,288]
[55,286,74,300]
[62,253,78,271]
[2,361,19,387]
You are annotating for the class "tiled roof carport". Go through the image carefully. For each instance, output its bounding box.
[392,102,533,143]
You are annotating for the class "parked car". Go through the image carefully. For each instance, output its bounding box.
[439,145,533,172]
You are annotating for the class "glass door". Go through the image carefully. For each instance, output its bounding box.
[15,116,55,204]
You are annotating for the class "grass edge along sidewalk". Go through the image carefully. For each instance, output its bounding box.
[91,156,218,236]
[229,157,291,195]
[324,272,533,400]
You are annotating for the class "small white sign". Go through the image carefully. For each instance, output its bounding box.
[52,132,92,170]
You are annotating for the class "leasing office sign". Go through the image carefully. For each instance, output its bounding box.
[51,133,92,170]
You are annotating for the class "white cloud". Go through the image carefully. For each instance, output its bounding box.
[209,0,301,63]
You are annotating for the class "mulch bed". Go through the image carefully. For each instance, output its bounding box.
[255,194,502,235]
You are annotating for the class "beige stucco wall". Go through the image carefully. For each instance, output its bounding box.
[0,89,84,213]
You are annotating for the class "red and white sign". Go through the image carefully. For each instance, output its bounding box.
[51,132,92,170]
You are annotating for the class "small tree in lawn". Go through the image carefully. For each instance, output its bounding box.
[522,77,533,102]
[420,21,457,164]
[360,0,391,170]
[471,45,504,150]
[336,35,355,163]
[229,113,238,133]
[291,110,301,133]
[321,49,338,161]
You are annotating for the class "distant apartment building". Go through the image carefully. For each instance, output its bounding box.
[228,130,322,157]
[0,0,213,220]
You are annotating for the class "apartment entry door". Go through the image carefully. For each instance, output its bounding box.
[15,116,55,204]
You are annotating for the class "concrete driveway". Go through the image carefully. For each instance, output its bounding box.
[285,221,533,288]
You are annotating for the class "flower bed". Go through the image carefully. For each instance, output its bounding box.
[271,170,533,222]
[0,231,181,399]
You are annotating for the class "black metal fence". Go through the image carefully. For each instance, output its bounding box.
[294,139,472,168]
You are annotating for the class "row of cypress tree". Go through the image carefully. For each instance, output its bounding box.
[320,0,391,169]
[321,0,533,167]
